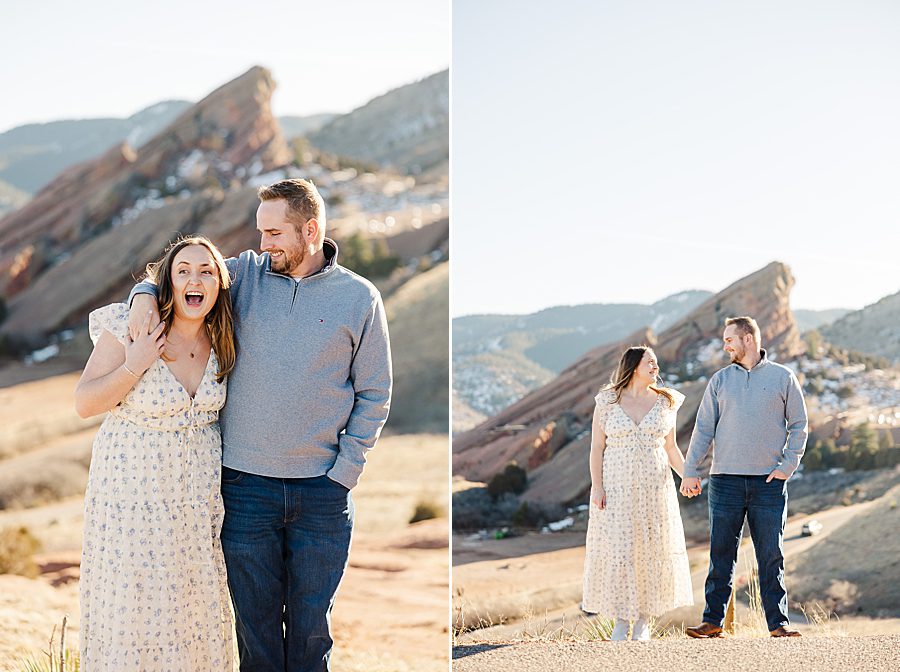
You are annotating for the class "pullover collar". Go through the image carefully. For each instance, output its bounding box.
[732,348,769,372]
[265,237,340,281]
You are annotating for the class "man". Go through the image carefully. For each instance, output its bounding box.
[680,316,807,639]
[129,178,392,671]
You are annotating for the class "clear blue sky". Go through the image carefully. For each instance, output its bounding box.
[452,0,900,316]
[0,0,448,132]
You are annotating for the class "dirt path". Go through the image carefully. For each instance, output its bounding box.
[452,636,900,672]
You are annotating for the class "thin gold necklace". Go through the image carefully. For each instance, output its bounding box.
[170,327,205,359]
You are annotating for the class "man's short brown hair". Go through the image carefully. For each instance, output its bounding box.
[725,316,761,347]
[257,178,326,247]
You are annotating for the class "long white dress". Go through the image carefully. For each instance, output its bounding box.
[582,388,693,620]
[80,303,233,671]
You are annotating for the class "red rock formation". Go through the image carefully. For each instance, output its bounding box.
[654,261,804,365]
[0,187,263,339]
[0,66,290,302]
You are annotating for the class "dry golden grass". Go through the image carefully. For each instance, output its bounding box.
[0,373,99,461]
[351,433,449,535]
[382,262,449,433]
[788,480,900,617]
[0,527,41,578]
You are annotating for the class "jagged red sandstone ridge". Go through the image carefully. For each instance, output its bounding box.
[0,67,292,339]
[653,261,802,364]
[0,66,290,311]
[452,261,805,504]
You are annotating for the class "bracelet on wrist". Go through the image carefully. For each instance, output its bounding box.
[122,363,142,379]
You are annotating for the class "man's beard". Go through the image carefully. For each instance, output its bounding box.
[270,245,305,275]
[729,345,745,363]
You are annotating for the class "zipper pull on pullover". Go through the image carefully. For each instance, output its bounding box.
[290,281,299,314]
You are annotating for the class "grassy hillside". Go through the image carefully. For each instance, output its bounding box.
[383,261,449,433]
[788,475,900,617]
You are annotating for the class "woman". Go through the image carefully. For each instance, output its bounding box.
[75,236,236,670]
[582,346,693,641]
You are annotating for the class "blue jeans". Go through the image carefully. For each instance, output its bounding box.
[703,474,789,631]
[220,467,354,672]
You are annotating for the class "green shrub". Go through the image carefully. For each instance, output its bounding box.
[803,438,839,471]
[0,526,42,577]
[409,499,443,523]
[846,423,879,470]
[487,462,527,500]
[835,385,855,399]
[451,486,519,531]
[511,501,542,528]
[338,233,400,279]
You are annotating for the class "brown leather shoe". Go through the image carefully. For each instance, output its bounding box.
[685,622,723,638]
[770,626,801,637]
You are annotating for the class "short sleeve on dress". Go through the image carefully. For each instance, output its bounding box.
[593,389,617,431]
[662,388,686,432]
[88,302,130,346]
[668,388,685,412]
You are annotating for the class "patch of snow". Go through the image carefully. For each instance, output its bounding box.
[485,337,502,352]
[25,344,59,364]
[248,159,264,177]
[332,168,358,183]
[249,169,287,187]
[146,102,171,116]
[696,338,723,364]
[542,517,574,533]
[113,193,167,227]
[382,179,408,197]
[126,126,145,147]
[176,149,208,180]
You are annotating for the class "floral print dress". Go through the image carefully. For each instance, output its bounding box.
[582,388,693,620]
[80,303,233,671]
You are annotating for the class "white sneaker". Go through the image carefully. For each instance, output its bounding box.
[632,617,651,641]
[610,618,629,641]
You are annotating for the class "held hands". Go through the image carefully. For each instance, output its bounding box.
[766,469,789,482]
[680,476,702,498]
[128,294,161,342]
[591,486,606,510]
[124,311,166,376]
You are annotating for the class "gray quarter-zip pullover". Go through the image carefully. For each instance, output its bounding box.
[683,349,807,478]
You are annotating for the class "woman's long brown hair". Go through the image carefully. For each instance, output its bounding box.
[144,236,235,383]
[602,345,674,407]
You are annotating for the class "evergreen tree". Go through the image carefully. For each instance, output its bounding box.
[847,423,879,470]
